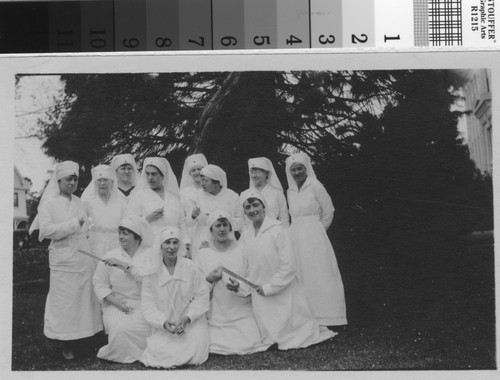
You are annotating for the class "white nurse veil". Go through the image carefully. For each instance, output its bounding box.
[248,157,283,191]
[285,152,317,191]
[179,153,208,190]
[139,157,180,197]
[81,164,119,202]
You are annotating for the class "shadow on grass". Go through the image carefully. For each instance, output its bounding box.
[11,234,496,371]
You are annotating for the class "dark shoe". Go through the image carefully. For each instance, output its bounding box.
[267,342,279,352]
[327,325,347,333]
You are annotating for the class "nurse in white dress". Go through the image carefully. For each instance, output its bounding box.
[179,153,208,241]
[236,190,335,350]
[111,153,139,203]
[93,215,154,363]
[241,157,289,227]
[189,164,243,254]
[285,152,347,327]
[141,227,210,369]
[195,211,269,355]
[29,161,103,360]
[81,165,126,263]
[126,157,191,254]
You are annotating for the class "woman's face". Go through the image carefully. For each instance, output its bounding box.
[211,218,231,243]
[161,238,179,261]
[116,164,134,184]
[243,199,265,223]
[290,162,307,186]
[145,165,164,190]
[250,168,268,187]
[201,176,220,195]
[96,178,111,193]
[118,228,137,251]
[58,175,78,196]
[189,165,203,185]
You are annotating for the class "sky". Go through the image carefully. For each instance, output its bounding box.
[14,75,65,193]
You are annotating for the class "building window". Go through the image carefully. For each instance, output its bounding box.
[14,192,18,207]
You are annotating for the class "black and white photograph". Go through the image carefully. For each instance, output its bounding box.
[4,51,498,377]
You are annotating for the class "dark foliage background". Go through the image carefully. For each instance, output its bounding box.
[30,69,493,241]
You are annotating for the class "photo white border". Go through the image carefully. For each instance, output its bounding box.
[1,49,498,380]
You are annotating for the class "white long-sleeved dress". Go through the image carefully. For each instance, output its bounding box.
[38,194,103,340]
[240,216,335,350]
[93,246,152,363]
[141,257,210,368]
[126,188,190,245]
[84,195,126,261]
[196,244,269,355]
[287,177,347,326]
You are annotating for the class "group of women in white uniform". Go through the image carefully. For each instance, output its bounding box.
[30,151,347,368]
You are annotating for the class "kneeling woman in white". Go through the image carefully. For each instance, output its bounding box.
[237,190,335,350]
[141,227,210,369]
[196,211,269,355]
[93,215,154,363]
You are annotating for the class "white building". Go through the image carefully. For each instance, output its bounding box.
[14,166,30,232]
[460,69,492,175]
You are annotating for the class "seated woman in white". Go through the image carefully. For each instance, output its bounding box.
[141,227,210,369]
[241,157,289,227]
[234,190,335,350]
[93,215,154,363]
[195,210,269,355]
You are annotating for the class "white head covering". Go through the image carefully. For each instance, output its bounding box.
[207,210,232,229]
[206,210,235,244]
[240,189,267,208]
[111,153,138,186]
[119,215,154,248]
[285,152,317,191]
[81,165,118,202]
[179,153,208,189]
[138,157,180,196]
[248,157,283,191]
[145,226,186,273]
[200,164,227,188]
[29,161,79,235]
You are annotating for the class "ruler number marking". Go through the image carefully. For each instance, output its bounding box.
[351,34,368,44]
[319,35,335,44]
[155,37,172,48]
[221,36,237,47]
[188,37,205,47]
[384,34,400,43]
[253,36,270,46]
[123,38,139,49]
[286,35,302,45]
[90,29,107,49]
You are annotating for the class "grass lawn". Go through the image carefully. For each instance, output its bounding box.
[11,234,496,371]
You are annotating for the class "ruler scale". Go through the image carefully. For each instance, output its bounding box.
[0,0,497,53]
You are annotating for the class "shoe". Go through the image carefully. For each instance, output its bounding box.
[62,348,75,360]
